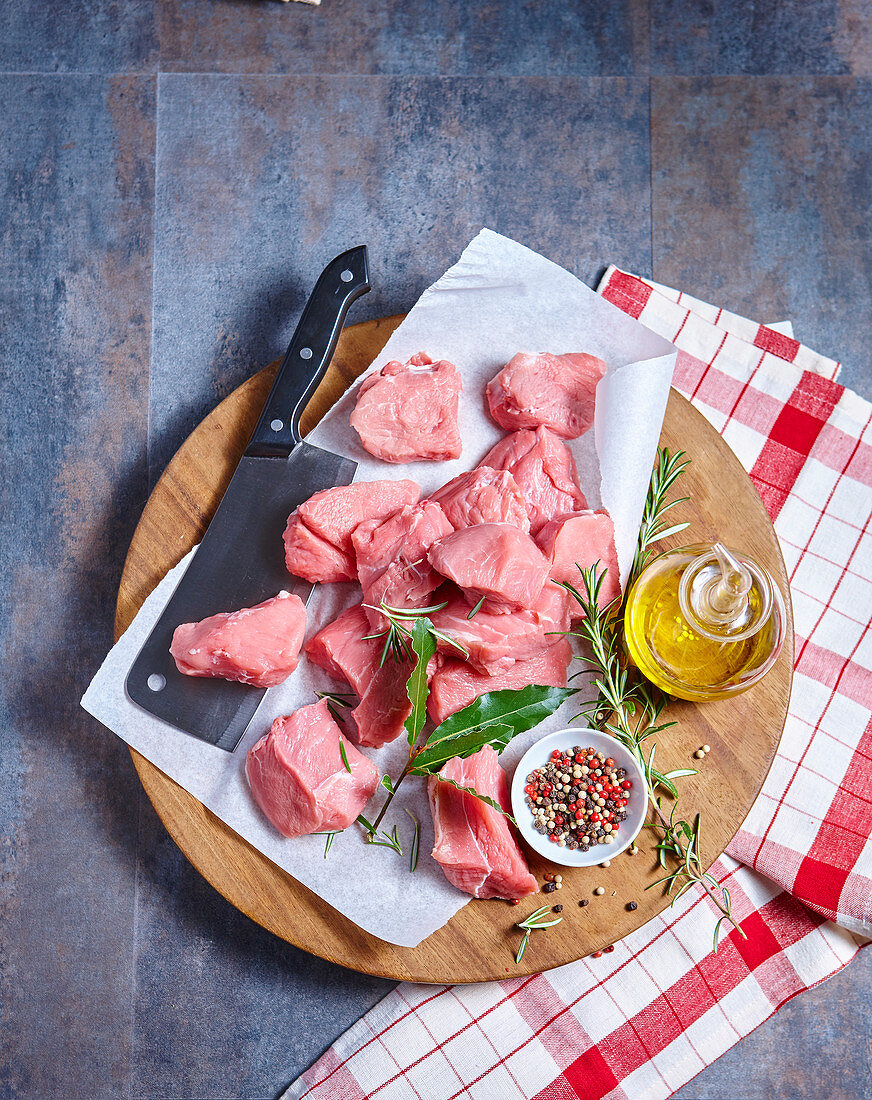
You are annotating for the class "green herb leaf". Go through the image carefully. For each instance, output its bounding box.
[466,596,486,619]
[515,929,530,964]
[411,722,515,775]
[339,739,352,773]
[404,617,438,747]
[405,809,420,873]
[415,685,576,771]
[381,774,394,794]
[314,830,340,857]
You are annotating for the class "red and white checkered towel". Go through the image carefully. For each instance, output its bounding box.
[283,271,872,1100]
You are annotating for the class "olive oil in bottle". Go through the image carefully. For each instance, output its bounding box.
[623,543,786,702]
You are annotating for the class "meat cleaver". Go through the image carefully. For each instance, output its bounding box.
[126,246,370,751]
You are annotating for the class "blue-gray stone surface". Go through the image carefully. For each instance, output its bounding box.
[1,3,871,1099]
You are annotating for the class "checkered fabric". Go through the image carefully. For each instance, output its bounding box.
[283,271,872,1100]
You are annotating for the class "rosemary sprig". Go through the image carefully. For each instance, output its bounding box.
[515,905,563,964]
[363,600,469,666]
[565,447,745,951]
[631,447,691,584]
[316,690,355,724]
[356,813,403,855]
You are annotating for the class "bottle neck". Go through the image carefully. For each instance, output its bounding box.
[678,544,773,641]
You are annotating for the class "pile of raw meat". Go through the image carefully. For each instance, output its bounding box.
[170,350,619,901]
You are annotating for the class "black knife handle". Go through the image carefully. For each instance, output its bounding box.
[246,246,371,457]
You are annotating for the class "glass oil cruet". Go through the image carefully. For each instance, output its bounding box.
[623,542,786,702]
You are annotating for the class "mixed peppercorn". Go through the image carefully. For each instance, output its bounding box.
[524,746,632,851]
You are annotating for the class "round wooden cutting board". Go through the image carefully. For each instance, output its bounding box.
[115,315,794,984]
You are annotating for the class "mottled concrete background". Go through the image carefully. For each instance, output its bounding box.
[1,2,871,1098]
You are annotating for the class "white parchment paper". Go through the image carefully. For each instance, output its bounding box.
[82,230,677,947]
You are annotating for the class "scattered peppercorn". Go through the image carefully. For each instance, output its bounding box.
[594,886,605,896]
[510,898,521,905]
[543,881,557,894]
[578,899,589,908]
[592,950,603,958]
[627,901,638,911]
[703,744,711,753]
[694,749,706,759]
[604,944,615,953]
[552,905,563,913]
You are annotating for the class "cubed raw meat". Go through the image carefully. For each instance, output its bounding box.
[428,638,573,725]
[283,515,356,583]
[350,353,463,463]
[486,351,607,439]
[352,500,453,629]
[245,700,379,839]
[428,746,538,900]
[284,479,421,584]
[480,427,587,535]
[429,584,571,675]
[427,523,550,614]
[170,590,306,688]
[305,604,413,749]
[535,509,621,611]
[429,466,529,532]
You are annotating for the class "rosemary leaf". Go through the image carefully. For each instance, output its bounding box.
[466,596,486,619]
[712,917,725,954]
[405,809,420,873]
[339,740,352,773]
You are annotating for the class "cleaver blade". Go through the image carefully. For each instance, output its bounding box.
[125,247,369,751]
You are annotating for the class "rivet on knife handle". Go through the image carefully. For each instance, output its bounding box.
[247,245,371,458]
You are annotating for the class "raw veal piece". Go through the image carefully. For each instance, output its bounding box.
[429,466,529,532]
[350,353,463,463]
[283,479,421,584]
[427,523,550,614]
[169,590,306,688]
[352,500,453,629]
[429,584,571,674]
[486,351,607,439]
[480,426,587,535]
[428,746,538,900]
[428,638,573,724]
[245,700,379,839]
[305,604,413,749]
[282,517,356,584]
[536,509,621,609]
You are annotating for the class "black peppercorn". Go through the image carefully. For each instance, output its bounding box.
[627,901,638,911]
[552,905,563,913]
[578,899,589,907]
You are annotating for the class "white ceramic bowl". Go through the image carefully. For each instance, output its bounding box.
[510,728,647,868]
